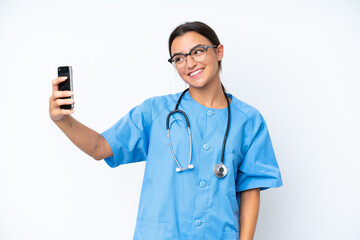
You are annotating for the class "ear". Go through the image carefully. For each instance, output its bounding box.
[216,44,224,61]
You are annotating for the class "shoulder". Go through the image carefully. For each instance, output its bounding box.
[145,92,179,106]
[142,92,181,119]
[230,94,270,146]
[230,94,264,123]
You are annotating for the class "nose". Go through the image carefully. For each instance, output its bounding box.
[185,55,197,68]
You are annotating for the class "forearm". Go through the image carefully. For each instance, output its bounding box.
[53,115,111,160]
[239,188,260,240]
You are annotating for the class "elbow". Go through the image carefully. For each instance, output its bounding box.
[90,148,105,161]
[91,148,112,161]
[90,134,112,161]
[89,147,104,161]
[93,156,104,161]
[91,135,110,161]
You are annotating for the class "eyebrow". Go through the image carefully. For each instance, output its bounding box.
[171,44,205,57]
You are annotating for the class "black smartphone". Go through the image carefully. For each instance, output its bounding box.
[57,66,74,109]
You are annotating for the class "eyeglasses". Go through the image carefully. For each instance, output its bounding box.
[168,44,218,69]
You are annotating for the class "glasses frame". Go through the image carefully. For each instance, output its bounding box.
[168,44,219,68]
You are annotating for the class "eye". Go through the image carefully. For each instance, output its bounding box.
[192,48,206,56]
[174,56,184,63]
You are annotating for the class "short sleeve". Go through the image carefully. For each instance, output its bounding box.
[101,99,153,168]
[236,112,283,192]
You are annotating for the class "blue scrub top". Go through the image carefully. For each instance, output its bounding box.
[101,91,283,240]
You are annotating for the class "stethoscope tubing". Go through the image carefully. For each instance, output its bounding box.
[220,91,230,164]
[166,88,230,177]
[167,126,192,172]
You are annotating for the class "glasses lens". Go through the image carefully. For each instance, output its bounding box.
[173,55,186,68]
[191,47,207,62]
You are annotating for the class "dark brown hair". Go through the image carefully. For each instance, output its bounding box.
[168,21,222,71]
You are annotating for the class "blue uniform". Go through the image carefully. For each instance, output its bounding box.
[101,91,283,240]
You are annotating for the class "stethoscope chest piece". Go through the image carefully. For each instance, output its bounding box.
[213,163,227,178]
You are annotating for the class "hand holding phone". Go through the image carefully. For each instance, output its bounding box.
[58,66,74,109]
[49,66,75,122]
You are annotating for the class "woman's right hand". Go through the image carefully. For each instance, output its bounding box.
[49,76,75,122]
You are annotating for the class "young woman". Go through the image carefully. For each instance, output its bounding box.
[49,21,282,240]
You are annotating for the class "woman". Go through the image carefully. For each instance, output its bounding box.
[49,21,282,240]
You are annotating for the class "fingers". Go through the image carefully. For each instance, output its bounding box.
[52,76,67,92]
[54,98,75,107]
[50,76,73,101]
[49,97,75,110]
[49,76,75,121]
[53,90,73,100]
[49,97,75,121]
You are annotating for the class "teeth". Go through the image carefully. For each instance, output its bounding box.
[190,68,203,76]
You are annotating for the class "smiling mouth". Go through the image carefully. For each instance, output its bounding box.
[189,68,204,77]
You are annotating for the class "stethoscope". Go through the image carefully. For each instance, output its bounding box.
[166,88,231,178]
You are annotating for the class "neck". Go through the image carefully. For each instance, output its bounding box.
[188,80,230,109]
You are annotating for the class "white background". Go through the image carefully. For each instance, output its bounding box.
[1,0,359,239]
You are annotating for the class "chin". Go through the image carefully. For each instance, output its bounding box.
[186,75,215,89]
[184,79,207,89]
[183,76,206,88]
